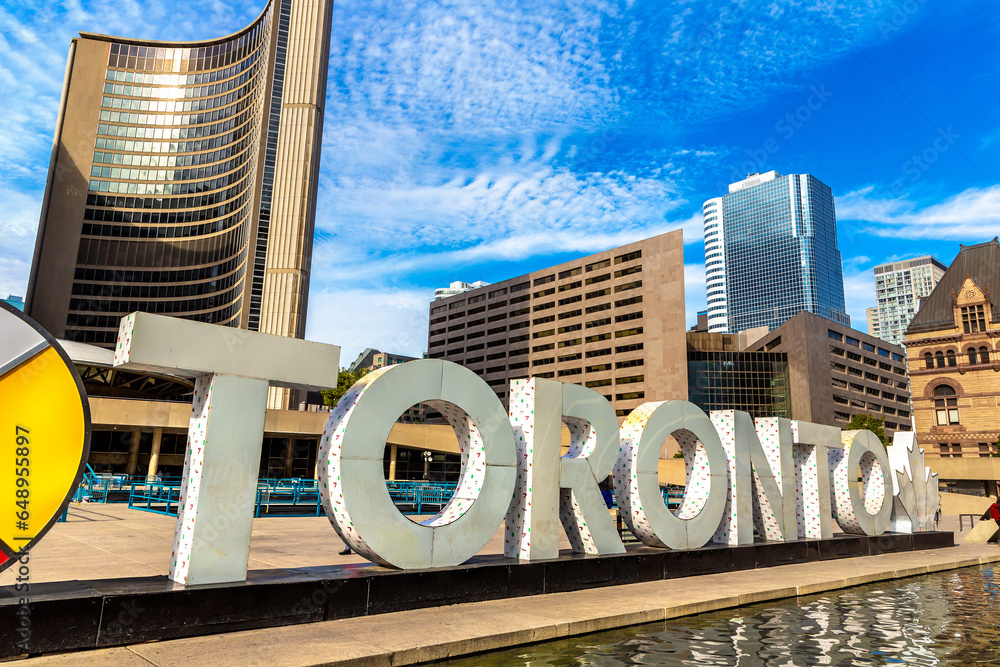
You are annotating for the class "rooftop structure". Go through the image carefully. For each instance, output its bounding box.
[433,281,491,301]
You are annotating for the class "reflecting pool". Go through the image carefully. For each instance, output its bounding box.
[437,565,1000,666]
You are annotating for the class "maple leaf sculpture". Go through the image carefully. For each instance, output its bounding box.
[887,433,940,532]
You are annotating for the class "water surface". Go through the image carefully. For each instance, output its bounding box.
[437,565,1000,666]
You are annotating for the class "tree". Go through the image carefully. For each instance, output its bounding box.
[845,413,891,449]
[321,367,371,407]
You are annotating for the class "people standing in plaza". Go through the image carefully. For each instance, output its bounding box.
[989,500,1000,546]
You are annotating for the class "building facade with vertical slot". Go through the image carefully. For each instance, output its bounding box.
[25,0,333,408]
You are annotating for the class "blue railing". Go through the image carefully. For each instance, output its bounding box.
[254,478,324,517]
[387,481,458,515]
[62,473,684,521]
[128,481,183,516]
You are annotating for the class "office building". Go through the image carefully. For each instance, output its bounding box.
[704,171,849,333]
[347,348,418,373]
[686,332,791,419]
[433,280,490,301]
[747,311,911,438]
[427,231,688,418]
[869,255,947,345]
[904,238,1000,461]
[25,0,334,369]
[2,295,24,312]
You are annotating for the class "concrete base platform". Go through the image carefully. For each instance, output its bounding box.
[0,529,953,660]
[12,543,1000,667]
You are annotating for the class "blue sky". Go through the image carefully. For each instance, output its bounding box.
[1,0,997,363]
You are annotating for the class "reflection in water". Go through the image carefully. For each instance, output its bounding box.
[438,566,1000,666]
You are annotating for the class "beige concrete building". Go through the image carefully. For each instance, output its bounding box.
[427,231,688,418]
[904,238,1000,464]
[747,311,911,437]
[25,0,333,409]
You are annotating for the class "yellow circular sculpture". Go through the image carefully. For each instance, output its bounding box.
[0,302,91,572]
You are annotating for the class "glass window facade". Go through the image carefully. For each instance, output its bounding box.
[687,350,791,418]
[710,173,848,334]
[66,10,282,345]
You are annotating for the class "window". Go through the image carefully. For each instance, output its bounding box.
[586,363,611,372]
[980,346,991,364]
[968,348,978,365]
[935,351,944,368]
[924,353,933,369]
[616,311,642,323]
[934,385,959,425]
[586,379,612,388]
[615,327,643,338]
[534,274,555,286]
[862,342,875,353]
[961,305,986,333]
[586,347,612,358]
[559,295,582,307]
[615,295,642,308]
[558,281,581,292]
[586,259,611,272]
[614,265,641,278]
[614,280,642,293]
[616,391,644,401]
[534,288,555,298]
[585,273,611,285]
[614,250,641,264]
[946,350,957,367]
[845,336,860,347]
[510,281,530,292]
[559,267,582,279]
[558,309,582,320]
[828,330,843,342]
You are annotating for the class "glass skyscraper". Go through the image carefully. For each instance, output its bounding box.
[703,171,849,333]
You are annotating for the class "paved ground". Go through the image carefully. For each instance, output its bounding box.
[14,542,1000,666]
[0,502,581,586]
[2,503,981,587]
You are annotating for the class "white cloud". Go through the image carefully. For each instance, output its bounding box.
[305,287,430,362]
[837,184,1000,242]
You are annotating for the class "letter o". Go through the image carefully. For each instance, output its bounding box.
[829,430,892,535]
[613,400,727,549]
[318,360,516,569]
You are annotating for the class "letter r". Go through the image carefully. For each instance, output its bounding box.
[504,378,625,560]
